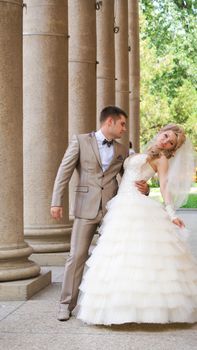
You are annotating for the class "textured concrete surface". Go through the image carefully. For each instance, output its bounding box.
[68,0,96,137]
[31,252,69,266]
[0,270,51,301]
[128,0,140,152]
[0,0,40,282]
[23,0,72,253]
[115,0,129,147]
[96,0,115,125]
[177,209,197,258]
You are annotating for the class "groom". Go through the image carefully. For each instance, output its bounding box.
[51,106,149,321]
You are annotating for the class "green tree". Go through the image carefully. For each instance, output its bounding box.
[140,14,172,146]
[140,0,197,97]
[139,1,197,150]
[170,81,197,146]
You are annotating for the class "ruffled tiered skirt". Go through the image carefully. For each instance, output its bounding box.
[77,193,197,325]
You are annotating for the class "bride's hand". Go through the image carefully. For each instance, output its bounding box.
[172,218,185,228]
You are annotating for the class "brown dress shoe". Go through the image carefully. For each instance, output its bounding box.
[57,304,71,321]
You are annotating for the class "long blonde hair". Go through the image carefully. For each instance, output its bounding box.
[147,124,186,160]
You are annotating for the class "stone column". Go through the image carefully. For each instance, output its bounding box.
[23,0,72,254]
[0,0,40,281]
[128,0,140,152]
[114,0,130,146]
[68,0,96,216]
[96,0,115,127]
[68,0,96,136]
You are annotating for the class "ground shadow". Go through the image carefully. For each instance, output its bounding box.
[95,322,196,333]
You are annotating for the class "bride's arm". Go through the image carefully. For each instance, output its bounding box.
[156,156,170,204]
[156,156,185,228]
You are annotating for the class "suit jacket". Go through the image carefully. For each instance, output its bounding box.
[51,132,128,219]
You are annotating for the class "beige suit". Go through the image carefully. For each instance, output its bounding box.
[51,132,128,310]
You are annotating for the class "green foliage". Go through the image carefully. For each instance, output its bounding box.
[150,189,197,208]
[148,176,160,188]
[139,0,197,150]
[181,194,197,208]
[170,81,197,145]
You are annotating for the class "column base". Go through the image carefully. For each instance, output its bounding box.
[31,252,69,266]
[0,260,40,282]
[0,270,51,300]
[0,242,40,282]
[25,224,72,253]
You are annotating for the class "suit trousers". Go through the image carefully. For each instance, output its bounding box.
[60,210,103,311]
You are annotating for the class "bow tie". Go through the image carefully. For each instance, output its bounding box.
[102,139,113,147]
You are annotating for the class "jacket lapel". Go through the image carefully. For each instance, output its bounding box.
[89,132,103,169]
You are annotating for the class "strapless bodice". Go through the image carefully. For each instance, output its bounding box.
[118,154,155,194]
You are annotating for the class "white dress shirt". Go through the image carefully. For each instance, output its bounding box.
[95,129,114,172]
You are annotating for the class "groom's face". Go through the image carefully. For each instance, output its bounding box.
[109,115,127,139]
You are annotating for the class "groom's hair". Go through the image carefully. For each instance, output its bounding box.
[100,106,128,124]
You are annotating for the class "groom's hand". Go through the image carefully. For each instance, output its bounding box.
[135,180,149,195]
[51,206,63,220]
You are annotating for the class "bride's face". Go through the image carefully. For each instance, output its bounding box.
[156,130,177,150]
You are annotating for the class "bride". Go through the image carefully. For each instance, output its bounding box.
[76,124,197,325]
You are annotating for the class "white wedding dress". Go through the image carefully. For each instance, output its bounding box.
[77,154,197,325]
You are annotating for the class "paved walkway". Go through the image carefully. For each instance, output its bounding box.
[0,209,197,350]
